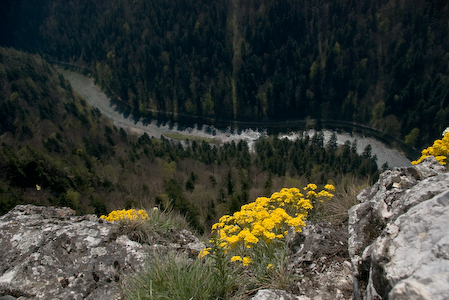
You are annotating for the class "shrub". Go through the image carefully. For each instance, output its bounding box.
[101,207,190,244]
[100,208,149,222]
[122,185,335,298]
[199,185,334,291]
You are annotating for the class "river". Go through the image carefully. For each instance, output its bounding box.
[58,68,412,169]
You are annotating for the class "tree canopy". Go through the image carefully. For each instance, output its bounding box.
[1,0,448,147]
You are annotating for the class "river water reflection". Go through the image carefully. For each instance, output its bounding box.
[59,68,411,169]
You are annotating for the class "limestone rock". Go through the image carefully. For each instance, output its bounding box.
[250,289,310,300]
[0,205,202,299]
[376,189,449,299]
[287,223,353,300]
[348,156,449,299]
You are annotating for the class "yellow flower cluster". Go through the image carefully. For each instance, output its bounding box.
[230,256,253,266]
[198,247,212,259]
[211,186,334,254]
[324,184,336,191]
[412,132,449,165]
[100,209,149,222]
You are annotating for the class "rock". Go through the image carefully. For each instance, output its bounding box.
[250,289,310,300]
[172,228,205,256]
[287,223,353,300]
[288,223,349,262]
[348,156,449,299]
[367,189,449,299]
[412,156,447,179]
[0,205,203,299]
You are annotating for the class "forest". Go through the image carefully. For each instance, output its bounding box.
[1,0,448,148]
[0,48,379,232]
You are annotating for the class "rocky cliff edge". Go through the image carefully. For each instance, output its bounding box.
[0,156,448,300]
[349,156,449,299]
[0,205,203,299]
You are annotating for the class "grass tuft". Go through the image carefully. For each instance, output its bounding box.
[317,181,368,224]
[122,251,241,300]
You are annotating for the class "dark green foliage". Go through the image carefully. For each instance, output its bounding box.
[254,134,379,183]
[90,195,108,216]
[0,48,379,233]
[0,185,25,215]
[226,170,235,196]
[165,179,203,233]
[0,47,129,214]
[0,0,448,147]
[185,172,198,192]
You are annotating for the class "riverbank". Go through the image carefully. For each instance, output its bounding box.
[58,68,413,169]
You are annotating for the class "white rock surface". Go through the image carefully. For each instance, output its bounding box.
[348,156,449,299]
[251,289,311,300]
[0,205,203,299]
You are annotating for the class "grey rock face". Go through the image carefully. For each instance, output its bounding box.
[250,289,310,300]
[0,205,202,299]
[382,190,449,299]
[348,156,449,299]
[0,205,146,299]
[287,223,353,300]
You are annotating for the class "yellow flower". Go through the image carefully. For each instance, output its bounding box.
[251,224,266,236]
[211,222,224,231]
[306,190,317,197]
[100,208,149,222]
[324,184,335,191]
[287,216,306,229]
[295,198,313,210]
[243,232,259,247]
[242,256,252,266]
[230,256,243,263]
[264,231,276,240]
[304,183,317,190]
[267,264,274,269]
[226,235,240,248]
[435,156,447,165]
[198,247,211,259]
[262,218,276,231]
[412,132,449,165]
[209,186,333,259]
[317,190,334,198]
[255,210,270,221]
[138,209,149,219]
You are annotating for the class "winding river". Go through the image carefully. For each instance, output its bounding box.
[58,68,412,169]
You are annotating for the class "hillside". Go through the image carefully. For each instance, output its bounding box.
[0,48,381,232]
[0,47,125,215]
[1,0,448,147]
